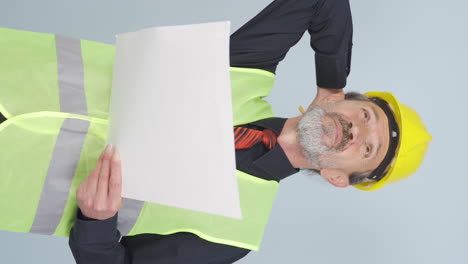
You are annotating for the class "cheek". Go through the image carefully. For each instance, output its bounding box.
[320,149,358,169]
[334,150,378,173]
[340,144,361,158]
[329,147,362,167]
[331,105,361,122]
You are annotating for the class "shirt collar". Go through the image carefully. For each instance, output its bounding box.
[250,117,300,181]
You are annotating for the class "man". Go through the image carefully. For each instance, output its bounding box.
[67,0,431,263]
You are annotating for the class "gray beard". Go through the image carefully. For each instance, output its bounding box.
[296,104,351,169]
[297,105,332,168]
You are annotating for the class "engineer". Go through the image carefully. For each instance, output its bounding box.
[68,0,431,263]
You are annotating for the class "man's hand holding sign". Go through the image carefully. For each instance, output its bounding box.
[77,145,123,221]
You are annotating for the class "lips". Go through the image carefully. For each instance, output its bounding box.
[332,116,343,148]
[322,114,344,149]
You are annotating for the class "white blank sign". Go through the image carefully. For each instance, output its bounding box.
[107,21,241,219]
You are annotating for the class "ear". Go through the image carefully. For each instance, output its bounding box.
[320,168,350,188]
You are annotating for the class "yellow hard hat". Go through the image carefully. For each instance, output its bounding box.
[353,91,432,191]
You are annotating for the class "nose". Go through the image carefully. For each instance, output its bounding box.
[348,119,368,144]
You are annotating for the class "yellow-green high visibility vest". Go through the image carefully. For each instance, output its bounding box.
[0,28,279,251]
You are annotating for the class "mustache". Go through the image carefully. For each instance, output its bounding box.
[328,112,352,151]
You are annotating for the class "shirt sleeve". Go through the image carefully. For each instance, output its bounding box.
[68,209,129,264]
[309,0,353,88]
[230,0,353,89]
[68,209,250,264]
[120,232,250,264]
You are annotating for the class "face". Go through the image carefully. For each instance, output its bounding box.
[297,99,390,177]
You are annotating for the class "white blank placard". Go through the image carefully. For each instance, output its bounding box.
[107,21,241,219]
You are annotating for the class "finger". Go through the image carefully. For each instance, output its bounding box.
[85,145,106,192]
[108,148,122,210]
[96,144,114,204]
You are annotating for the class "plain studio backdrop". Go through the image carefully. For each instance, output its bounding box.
[1,0,467,263]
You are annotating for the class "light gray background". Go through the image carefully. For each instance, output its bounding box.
[1,0,467,263]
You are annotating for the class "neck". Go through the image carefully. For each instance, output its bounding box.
[277,117,320,170]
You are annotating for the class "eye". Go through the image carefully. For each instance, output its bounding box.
[363,109,370,121]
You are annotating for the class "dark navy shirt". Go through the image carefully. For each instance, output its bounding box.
[67,0,353,263]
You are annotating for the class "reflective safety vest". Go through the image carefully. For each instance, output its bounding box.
[0,28,279,251]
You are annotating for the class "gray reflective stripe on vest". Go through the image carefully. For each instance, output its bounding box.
[117,198,145,236]
[54,35,87,115]
[30,118,90,234]
[55,35,88,115]
[29,35,144,235]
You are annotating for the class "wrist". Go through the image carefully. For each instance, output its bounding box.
[317,87,344,93]
[78,209,98,221]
